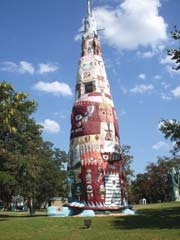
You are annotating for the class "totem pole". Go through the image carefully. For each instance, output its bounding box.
[67,0,127,210]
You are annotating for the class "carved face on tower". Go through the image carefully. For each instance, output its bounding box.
[70,103,101,138]
[99,105,113,122]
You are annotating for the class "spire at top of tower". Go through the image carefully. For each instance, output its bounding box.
[83,0,97,38]
[87,0,91,16]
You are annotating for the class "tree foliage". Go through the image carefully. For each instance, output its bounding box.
[0,81,67,208]
[167,26,180,70]
[121,145,134,203]
[159,119,180,154]
[121,145,134,181]
[131,156,180,203]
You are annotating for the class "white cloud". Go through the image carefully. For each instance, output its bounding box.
[160,82,171,100]
[160,55,173,65]
[40,119,60,133]
[161,81,169,89]
[160,92,171,101]
[154,75,161,80]
[171,86,180,98]
[0,61,18,72]
[165,65,180,75]
[152,141,169,150]
[19,61,35,74]
[33,81,73,96]
[140,51,155,58]
[138,73,146,80]
[0,61,59,75]
[38,63,59,74]
[121,86,128,94]
[160,55,180,75]
[130,84,154,94]
[137,45,165,58]
[0,61,34,74]
[54,111,68,119]
[93,0,168,50]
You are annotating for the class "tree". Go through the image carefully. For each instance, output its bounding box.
[167,26,180,70]
[0,81,67,209]
[121,145,134,203]
[121,145,134,181]
[35,141,67,207]
[145,160,168,202]
[131,156,180,203]
[131,173,150,203]
[159,119,180,154]
[0,80,39,207]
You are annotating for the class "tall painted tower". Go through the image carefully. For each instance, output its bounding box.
[68,0,126,210]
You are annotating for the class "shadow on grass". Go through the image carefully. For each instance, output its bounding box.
[112,206,180,230]
[0,219,7,221]
[0,213,47,219]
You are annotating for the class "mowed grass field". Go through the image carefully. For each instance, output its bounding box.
[0,202,180,240]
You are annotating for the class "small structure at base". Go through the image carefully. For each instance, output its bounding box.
[78,209,95,217]
[47,206,72,217]
[139,198,146,205]
[121,208,135,215]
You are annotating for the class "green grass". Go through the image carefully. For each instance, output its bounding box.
[0,202,180,240]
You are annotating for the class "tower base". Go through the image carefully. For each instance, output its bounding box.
[47,202,135,217]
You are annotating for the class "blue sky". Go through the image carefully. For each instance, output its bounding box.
[0,0,179,174]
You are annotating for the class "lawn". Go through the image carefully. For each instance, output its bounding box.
[0,202,180,240]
